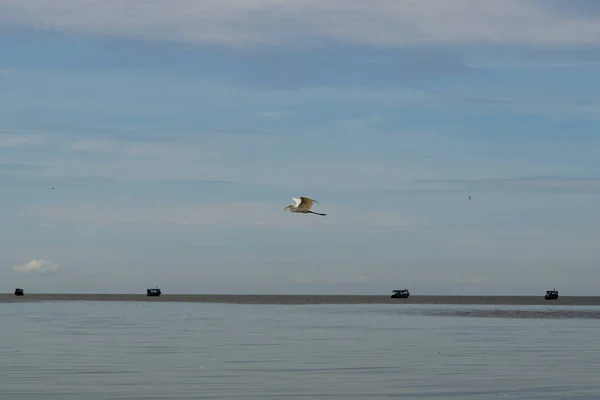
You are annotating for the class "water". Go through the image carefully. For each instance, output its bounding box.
[1,301,599,399]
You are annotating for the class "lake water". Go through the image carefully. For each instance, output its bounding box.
[1,301,599,399]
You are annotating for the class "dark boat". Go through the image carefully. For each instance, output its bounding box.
[545,289,559,300]
[390,289,410,298]
[147,287,161,297]
[14,288,24,296]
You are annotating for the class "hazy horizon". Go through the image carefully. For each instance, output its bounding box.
[2,1,600,295]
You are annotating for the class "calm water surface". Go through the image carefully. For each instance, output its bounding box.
[1,302,599,399]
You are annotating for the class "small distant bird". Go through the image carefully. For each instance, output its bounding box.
[283,197,327,216]
[468,196,471,200]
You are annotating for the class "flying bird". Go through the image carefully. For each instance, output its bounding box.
[283,197,327,216]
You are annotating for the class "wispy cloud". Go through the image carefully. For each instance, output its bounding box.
[0,133,44,148]
[65,138,215,158]
[293,275,368,284]
[259,111,296,119]
[0,163,44,171]
[23,201,427,231]
[66,139,119,153]
[329,113,386,131]
[1,1,600,47]
[412,176,600,194]
[1,1,600,295]
[451,276,487,285]
[467,58,600,70]
[63,129,275,159]
[19,133,420,190]
[13,259,59,274]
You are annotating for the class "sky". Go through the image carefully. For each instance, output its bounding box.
[1,0,600,295]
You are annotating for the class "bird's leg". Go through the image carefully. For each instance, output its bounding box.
[308,211,327,216]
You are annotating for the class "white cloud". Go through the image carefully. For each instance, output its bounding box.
[13,259,59,274]
[0,1,599,47]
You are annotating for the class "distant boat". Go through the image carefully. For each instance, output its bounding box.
[147,287,161,297]
[14,288,24,296]
[545,289,559,300]
[390,289,410,299]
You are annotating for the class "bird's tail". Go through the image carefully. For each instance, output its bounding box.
[309,211,327,216]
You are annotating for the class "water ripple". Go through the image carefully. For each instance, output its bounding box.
[1,301,599,399]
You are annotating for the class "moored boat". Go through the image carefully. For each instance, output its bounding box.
[390,289,410,298]
[544,289,559,300]
[147,287,161,297]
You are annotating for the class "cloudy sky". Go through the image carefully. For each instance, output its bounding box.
[1,0,600,295]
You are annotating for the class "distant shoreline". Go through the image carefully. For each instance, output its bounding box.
[2,294,600,305]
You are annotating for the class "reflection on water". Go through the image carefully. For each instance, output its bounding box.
[350,304,600,320]
[1,302,599,399]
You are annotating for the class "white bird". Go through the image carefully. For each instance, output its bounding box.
[283,196,327,216]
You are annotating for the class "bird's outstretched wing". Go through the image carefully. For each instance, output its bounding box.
[299,196,318,210]
[292,197,302,207]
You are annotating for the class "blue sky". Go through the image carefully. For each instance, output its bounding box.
[1,0,600,295]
